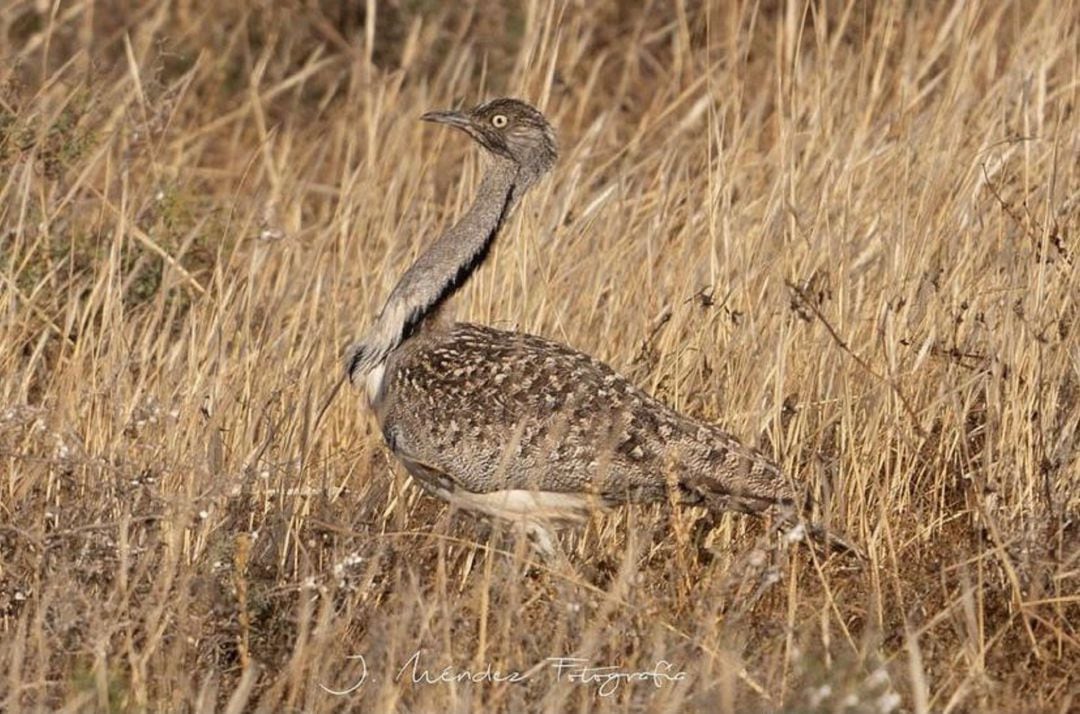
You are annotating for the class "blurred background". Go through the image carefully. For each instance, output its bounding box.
[1,1,1077,712]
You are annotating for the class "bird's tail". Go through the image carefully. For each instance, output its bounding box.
[773,509,866,559]
[678,449,863,559]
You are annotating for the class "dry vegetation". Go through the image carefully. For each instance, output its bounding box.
[1,0,1078,711]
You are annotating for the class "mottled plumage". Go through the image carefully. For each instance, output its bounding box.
[348,98,848,555]
[376,323,792,516]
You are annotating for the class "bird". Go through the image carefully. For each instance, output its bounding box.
[347,97,852,556]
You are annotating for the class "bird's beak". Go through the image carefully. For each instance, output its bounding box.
[420,110,471,129]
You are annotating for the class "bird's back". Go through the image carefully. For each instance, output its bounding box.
[373,323,795,516]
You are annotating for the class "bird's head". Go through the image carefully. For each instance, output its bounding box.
[421,97,557,178]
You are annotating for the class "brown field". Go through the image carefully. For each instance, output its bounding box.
[1,1,1077,711]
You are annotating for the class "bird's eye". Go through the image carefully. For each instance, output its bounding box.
[491,114,508,128]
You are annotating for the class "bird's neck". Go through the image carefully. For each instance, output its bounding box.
[349,157,532,382]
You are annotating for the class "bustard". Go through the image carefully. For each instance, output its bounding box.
[348,98,849,556]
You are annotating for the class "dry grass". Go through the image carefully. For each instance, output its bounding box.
[1,1,1077,711]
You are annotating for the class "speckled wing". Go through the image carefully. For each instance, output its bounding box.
[373,323,795,513]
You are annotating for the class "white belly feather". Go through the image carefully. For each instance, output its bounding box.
[365,362,386,405]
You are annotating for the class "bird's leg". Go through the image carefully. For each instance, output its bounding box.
[516,519,558,559]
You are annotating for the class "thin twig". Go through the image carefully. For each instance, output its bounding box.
[786,280,927,439]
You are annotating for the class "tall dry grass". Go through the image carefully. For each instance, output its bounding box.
[1,1,1077,711]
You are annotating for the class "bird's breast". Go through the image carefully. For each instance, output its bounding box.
[365,362,387,406]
